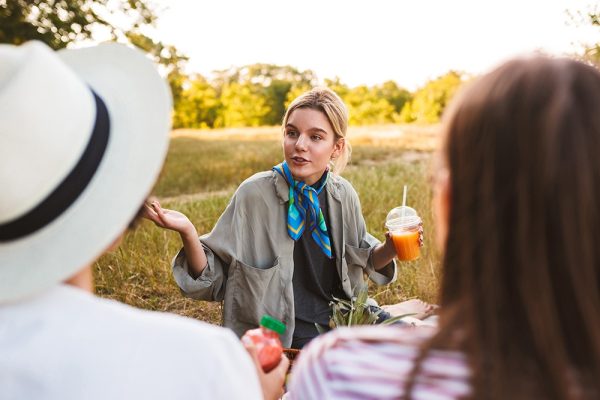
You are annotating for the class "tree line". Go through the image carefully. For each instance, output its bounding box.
[2,1,597,128]
[169,65,464,128]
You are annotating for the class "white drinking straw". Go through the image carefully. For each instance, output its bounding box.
[401,185,407,221]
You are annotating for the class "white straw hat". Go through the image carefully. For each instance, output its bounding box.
[0,41,171,302]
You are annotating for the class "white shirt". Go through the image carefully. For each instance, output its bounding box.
[0,284,262,400]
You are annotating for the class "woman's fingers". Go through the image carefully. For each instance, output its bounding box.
[141,201,173,229]
[267,355,290,399]
[243,342,261,369]
[141,203,160,224]
[150,201,170,226]
[141,203,154,218]
[243,342,289,400]
[271,354,290,376]
[150,200,161,211]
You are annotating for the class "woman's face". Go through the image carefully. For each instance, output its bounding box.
[283,108,344,185]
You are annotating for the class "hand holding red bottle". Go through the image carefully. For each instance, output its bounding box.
[241,315,286,372]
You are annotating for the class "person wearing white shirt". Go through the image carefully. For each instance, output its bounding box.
[0,40,287,400]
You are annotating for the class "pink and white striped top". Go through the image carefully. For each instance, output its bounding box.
[287,325,471,399]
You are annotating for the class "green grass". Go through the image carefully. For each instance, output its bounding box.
[154,138,283,197]
[94,125,442,325]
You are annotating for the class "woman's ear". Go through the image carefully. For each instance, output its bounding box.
[331,138,345,159]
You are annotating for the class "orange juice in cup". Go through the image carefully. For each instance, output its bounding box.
[385,208,421,261]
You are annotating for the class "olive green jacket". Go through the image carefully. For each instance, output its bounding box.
[172,170,397,347]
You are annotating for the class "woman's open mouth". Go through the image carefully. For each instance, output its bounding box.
[291,157,309,165]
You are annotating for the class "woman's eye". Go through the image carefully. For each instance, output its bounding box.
[311,135,322,141]
[286,130,298,137]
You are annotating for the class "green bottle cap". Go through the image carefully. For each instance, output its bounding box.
[260,315,286,335]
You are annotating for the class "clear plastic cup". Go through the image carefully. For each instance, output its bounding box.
[385,207,421,261]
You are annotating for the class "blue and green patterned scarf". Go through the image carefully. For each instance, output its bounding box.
[273,161,332,258]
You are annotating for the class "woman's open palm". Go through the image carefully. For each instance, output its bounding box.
[143,200,193,234]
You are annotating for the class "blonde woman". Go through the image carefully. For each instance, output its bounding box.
[146,87,420,349]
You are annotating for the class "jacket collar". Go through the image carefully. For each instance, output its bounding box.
[272,169,345,266]
[272,169,342,203]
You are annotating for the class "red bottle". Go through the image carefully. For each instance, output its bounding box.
[241,315,286,372]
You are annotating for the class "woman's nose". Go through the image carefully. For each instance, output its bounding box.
[295,134,308,150]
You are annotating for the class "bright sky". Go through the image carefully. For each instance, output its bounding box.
[150,0,599,90]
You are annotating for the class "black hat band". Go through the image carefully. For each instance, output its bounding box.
[0,90,110,242]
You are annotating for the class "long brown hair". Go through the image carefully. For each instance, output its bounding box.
[410,57,600,398]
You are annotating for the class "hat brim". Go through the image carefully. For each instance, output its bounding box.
[0,43,171,302]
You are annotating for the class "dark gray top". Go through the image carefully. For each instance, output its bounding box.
[292,190,346,349]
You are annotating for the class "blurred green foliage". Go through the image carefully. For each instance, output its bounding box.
[399,71,465,123]
[5,2,596,130]
[568,5,600,66]
[173,65,466,129]
[0,0,189,91]
[0,0,155,49]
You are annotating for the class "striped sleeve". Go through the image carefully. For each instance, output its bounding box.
[286,325,470,400]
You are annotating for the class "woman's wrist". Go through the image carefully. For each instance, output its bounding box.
[179,223,198,241]
[384,239,397,260]
[372,242,395,270]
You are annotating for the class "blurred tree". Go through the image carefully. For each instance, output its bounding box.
[173,75,221,129]
[399,71,463,123]
[0,0,189,107]
[217,82,270,127]
[126,31,189,111]
[284,82,313,109]
[344,85,395,125]
[398,100,415,123]
[264,79,293,125]
[567,5,600,66]
[0,0,155,49]
[212,63,317,126]
[324,77,350,99]
[1,1,195,131]
[126,31,187,73]
[213,63,316,87]
[374,80,411,120]
[167,67,188,116]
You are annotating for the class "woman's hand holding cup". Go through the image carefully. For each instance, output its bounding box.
[385,206,423,261]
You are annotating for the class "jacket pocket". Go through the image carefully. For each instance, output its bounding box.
[344,243,371,270]
[229,257,284,325]
[343,243,371,295]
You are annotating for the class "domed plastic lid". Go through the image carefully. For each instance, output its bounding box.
[260,315,286,334]
[385,206,422,230]
[386,206,417,224]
